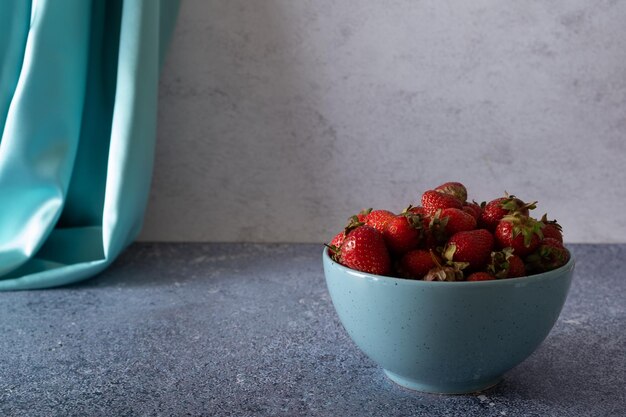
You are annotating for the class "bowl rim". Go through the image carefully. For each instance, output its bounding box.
[322,246,575,287]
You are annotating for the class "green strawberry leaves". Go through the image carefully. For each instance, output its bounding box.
[488,247,514,279]
[540,213,563,232]
[503,213,545,247]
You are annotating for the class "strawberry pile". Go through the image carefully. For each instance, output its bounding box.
[326,182,570,281]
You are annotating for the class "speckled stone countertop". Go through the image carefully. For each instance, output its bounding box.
[0,244,624,416]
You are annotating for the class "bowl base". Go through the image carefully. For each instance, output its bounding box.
[384,369,503,395]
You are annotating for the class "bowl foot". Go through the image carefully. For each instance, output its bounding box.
[383,369,503,395]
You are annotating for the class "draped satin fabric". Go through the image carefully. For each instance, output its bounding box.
[0,0,179,289]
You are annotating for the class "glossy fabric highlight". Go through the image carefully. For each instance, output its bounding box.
[0,0,179,289]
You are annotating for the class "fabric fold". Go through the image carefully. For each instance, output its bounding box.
[0,0,179,290]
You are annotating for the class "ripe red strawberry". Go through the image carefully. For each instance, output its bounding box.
[434,182,467,203]
[540,214,563,243]
[326,232,345,262]
[487,248,526,278]
[462,202,482,221]
[327,215,365,261]
[542,237,564,249]
[397,249,436,279]
[421,190,463,215]
[425,211,448,247]
[438,208,477,235]
[425,208,476,248]
[383,213,424,254]
[365,210,396,233]
[467,272,495,281]
[356,208,373,222]
[495,213,543,257]
[444,229,494,270]
[507,255,526,277]
[329,231,345,250]
[403,205,430,229]
[480,195,534,231]
[339,226,391,276]
[420,226,441,250]
[525,238,570,273]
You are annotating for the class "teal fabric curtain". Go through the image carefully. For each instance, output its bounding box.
[0,0,179,290]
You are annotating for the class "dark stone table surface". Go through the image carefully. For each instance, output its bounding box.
[0,243,624,416]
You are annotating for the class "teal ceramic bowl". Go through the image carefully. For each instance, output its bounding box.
[323,248,575,394]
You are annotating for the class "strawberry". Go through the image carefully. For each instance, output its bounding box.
[356,208,373,223]
[525,238,570,273]
[420,224,442,250]
[404,208,435,249]
[326,215,365,261]
[425,212,448,247]
[434,182,467,203]
[495,213,544,257]
[397,249,436,279]
[423,208,476,249]
[444,229,494,270]
[467,272,495,281]
[480,195,534,231]
[421,190,463,215]
[487,248,526,278]
[328,232,345,260]
[542,237,566,250]
[339,225,391,276]
[507,255,526,277]
[438,208,477,235]
[330,232,344,248]
[365,209,396,233]
[540,214,563,243]
[462,202,482,221]
[383,213,424,254]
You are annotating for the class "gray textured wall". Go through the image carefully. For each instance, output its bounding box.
[140,0,626,243]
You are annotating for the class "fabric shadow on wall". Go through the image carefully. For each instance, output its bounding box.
[0,0,179,289]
